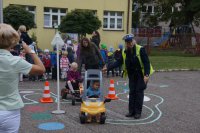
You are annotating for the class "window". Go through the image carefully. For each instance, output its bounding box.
[147,6,153,13]
[103,11,123,30]
[142,6,147,13]
[44,7,66,28]
[142,5,155,14]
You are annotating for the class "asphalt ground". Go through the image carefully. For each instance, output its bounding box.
[18,71,200,133]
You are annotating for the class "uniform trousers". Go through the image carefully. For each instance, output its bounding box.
[128,72,147,115]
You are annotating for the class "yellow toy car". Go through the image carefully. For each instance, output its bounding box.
[79,69,111,124]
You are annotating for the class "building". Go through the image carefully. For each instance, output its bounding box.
[3,0,132,50]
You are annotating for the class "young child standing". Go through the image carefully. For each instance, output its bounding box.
[43,49,51,80]
[107,47,115,77]
[60,51,70,80]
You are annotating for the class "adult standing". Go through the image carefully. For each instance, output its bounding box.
[0,23,45,132]
[77,37,106,71]
[90,31,100,48]
[18,25,36,80]
[122,34,154,119]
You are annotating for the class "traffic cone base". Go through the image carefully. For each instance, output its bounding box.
[105,95,118,100]
[40,98,53,103]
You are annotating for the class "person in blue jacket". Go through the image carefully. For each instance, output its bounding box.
[87,80,101,98]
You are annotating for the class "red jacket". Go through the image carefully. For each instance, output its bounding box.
[43,55,51,68]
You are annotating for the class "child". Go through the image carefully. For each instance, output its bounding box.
[86,80,101,98]
[86,80,101,122]
[107,47,115,77]
[43,49,51,80]
[100,43,108,69]
[62,62,83,99]
[114,44,123,76]
[60,51,70,80]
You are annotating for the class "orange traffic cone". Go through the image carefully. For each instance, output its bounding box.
[105,79,118,100]
[40,81,53,103]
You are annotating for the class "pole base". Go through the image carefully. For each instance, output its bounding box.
[52,110,65,114]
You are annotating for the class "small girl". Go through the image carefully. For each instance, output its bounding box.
[60,51,70,80]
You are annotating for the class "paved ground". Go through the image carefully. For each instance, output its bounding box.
[18,71,200,133]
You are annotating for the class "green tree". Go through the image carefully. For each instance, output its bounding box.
[59,10,101,40]
[3,5,35,30]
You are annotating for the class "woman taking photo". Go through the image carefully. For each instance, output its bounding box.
[0,23,45,132]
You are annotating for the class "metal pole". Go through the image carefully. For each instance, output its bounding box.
[52,37,65,114]
[0,0,3,23]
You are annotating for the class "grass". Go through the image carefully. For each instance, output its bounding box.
[149,48,200,70]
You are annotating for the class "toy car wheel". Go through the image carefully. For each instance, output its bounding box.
[61,93,67,99]
[100,113,106,124]
[80,112,86,124]
[72,96,75,105]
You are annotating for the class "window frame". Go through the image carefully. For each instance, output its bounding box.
[103,11,123,31]
[43,7,66,28]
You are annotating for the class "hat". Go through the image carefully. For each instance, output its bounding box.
[101,43,107,49]
[109,47,114,52]
[118,44,123,49]
[123,34,134,42]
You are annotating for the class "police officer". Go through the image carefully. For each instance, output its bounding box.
[122,34,154,119]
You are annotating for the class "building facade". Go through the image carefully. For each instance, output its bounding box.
[3,0,132,50]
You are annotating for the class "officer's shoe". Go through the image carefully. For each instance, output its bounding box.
[125,113,134,117]
[134,114,141,119]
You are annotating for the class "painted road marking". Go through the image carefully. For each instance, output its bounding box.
[20,91,34,94]
[127,95,151,102]
[21,91,71,105]
[38,122,65,131]
[32,113,52,120]
[25,105,47,112]
[107,92,164,125]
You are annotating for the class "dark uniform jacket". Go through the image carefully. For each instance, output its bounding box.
[125,46,150,76]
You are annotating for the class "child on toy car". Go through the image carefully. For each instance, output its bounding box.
[86,80,102,122]
[61,62,83,99]
[86,80,101,98]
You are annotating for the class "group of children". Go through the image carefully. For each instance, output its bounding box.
[100,43,123,78]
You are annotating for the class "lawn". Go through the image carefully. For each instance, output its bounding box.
[149,48,200,70]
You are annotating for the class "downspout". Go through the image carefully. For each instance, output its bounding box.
[126,0,131,34]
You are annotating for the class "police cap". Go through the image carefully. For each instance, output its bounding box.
[123,34,134,42]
